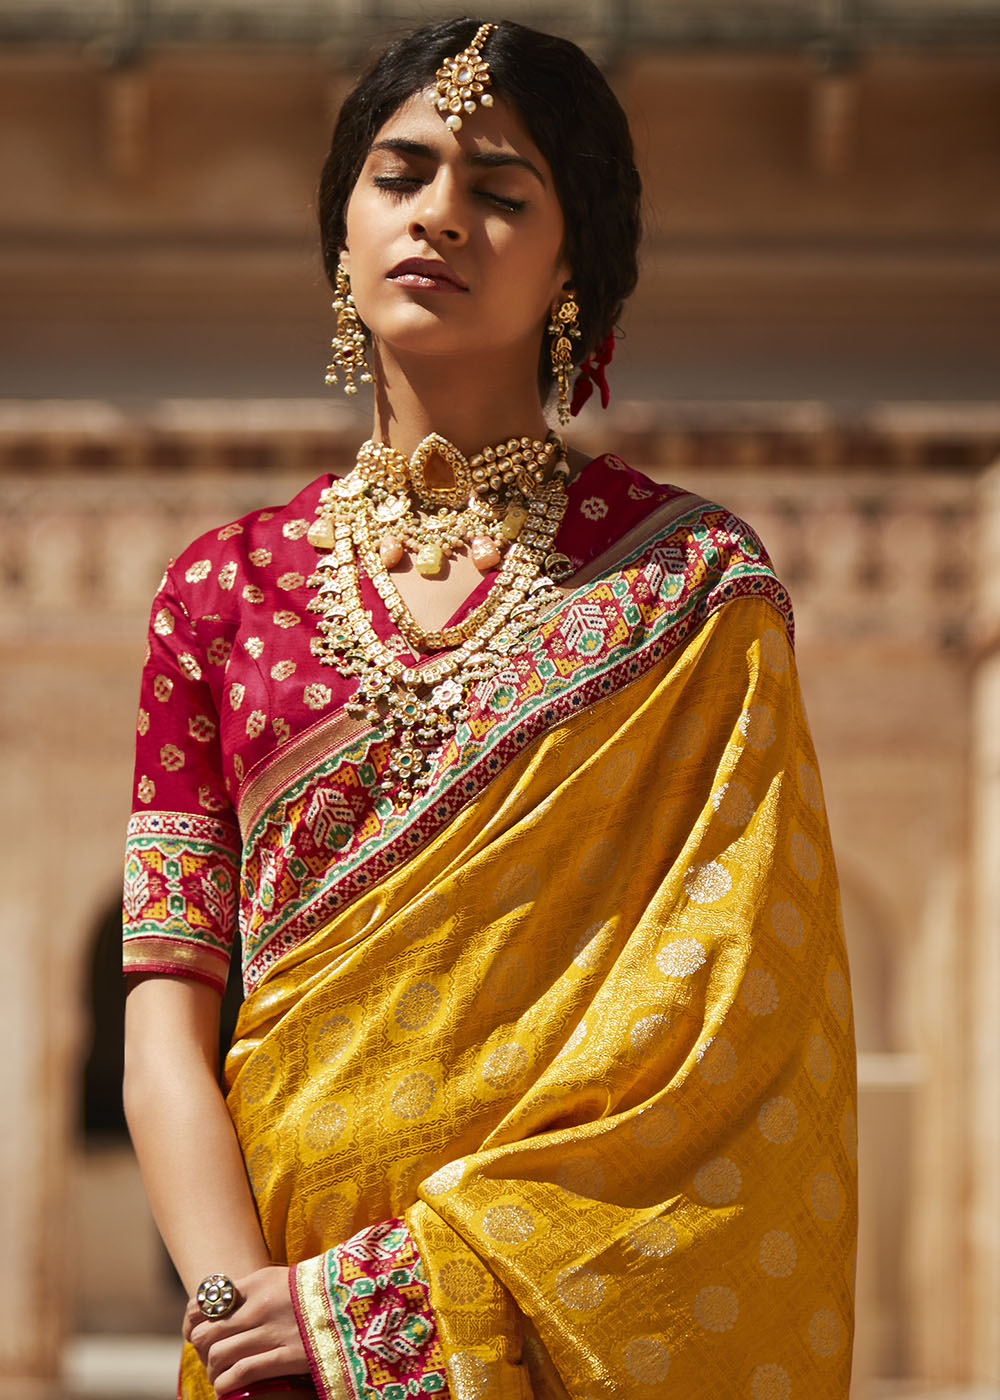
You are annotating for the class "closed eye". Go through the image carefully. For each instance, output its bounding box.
[479,191,526,213]
[372,174,421,197]
[372,174,525,214]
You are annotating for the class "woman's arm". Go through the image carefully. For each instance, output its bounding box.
[123,972,271,1291]
[124,975,310,1394]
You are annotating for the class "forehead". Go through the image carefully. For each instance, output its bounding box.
[367,89,550,171]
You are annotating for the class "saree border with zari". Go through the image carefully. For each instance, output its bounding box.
[234,490,791,993]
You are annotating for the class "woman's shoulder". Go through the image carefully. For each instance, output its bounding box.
[571,451,674,505]
[562,451,792,635]
[562,452,680,559]
[576,451,758,526]
[158,472,331,620]
[562,452,763,574]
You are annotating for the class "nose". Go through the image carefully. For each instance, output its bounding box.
[408,170,467,246]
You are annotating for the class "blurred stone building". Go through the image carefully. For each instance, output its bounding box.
[1,1,999,1395]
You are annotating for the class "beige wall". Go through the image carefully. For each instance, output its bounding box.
[2,46,999,401]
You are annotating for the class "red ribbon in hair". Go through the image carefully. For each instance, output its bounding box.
[570,332,615,417]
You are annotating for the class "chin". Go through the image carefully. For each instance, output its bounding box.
[373,322,484,363]
[365,299,447,334]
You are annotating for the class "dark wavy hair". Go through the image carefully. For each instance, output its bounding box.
[318,17,642,397]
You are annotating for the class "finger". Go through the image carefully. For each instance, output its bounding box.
[212,1344,301,1396]
[186,1284,256,1353]
[202,1329,247,1387]
[200,1321,284,1386]
[182,1293,220,1342]
[187,1313,250,1369]
[188,1303,257,1343]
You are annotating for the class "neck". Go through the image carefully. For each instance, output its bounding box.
[368,342,552,458]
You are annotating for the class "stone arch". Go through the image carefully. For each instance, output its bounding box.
[80,896,128,1140]
[836,857,897,1053]
[836,855,918,1382]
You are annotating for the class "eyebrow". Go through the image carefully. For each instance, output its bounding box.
[369,138,548,188]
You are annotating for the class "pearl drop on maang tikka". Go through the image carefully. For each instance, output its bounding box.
[432,22,496,132]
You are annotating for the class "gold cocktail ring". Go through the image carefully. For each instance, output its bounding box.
[196,1273,239,1319]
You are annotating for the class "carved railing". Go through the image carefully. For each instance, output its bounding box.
[0,414,977,649]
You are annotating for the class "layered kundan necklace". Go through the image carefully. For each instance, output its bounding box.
[306,431,573,802]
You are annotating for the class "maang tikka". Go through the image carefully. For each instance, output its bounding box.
[432,22,496,131]
[325,263,373,396]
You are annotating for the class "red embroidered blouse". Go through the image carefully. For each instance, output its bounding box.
[123,456,676,994]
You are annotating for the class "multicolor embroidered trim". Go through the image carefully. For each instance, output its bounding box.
[292,1220,449,1400]
[122,810,240,990]
[238,502,792,990]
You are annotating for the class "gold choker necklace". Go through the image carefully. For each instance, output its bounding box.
[306,432,573,802]
[308,432,564,577]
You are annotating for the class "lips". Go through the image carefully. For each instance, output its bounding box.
[387,257,469,292]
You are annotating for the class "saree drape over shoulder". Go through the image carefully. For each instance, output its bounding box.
[123,457,856,1400]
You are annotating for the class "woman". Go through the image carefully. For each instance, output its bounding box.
[123,18,857,1400]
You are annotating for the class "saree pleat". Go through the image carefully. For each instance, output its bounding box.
[181,594,855,1400]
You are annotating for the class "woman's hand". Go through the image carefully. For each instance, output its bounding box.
[183,1265,310,1397]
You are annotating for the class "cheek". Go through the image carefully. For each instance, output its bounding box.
[487,219,564,287]
[342,189,368,261]
[523,211,568,288]
[343,200,388,293]
[344,179,390,252]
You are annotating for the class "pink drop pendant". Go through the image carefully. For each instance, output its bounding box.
[470,536,501,571]
[378,534,404,568]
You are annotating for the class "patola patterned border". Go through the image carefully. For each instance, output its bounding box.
[292,1220,449,1400]
[122,810,240,991]
[239,501,792,990]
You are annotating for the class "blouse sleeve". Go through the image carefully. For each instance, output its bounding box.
[122,566,241,994]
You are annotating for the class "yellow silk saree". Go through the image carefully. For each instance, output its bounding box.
[177,479,856,1399]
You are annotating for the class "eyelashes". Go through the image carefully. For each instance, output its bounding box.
[371,175,417,198]
[372,174,526,214]
[480,192,527,213]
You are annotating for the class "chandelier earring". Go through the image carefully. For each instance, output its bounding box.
[325,263,373,396]
[548,289,581,426]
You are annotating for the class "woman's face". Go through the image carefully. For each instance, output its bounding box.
[342,89,570,369]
